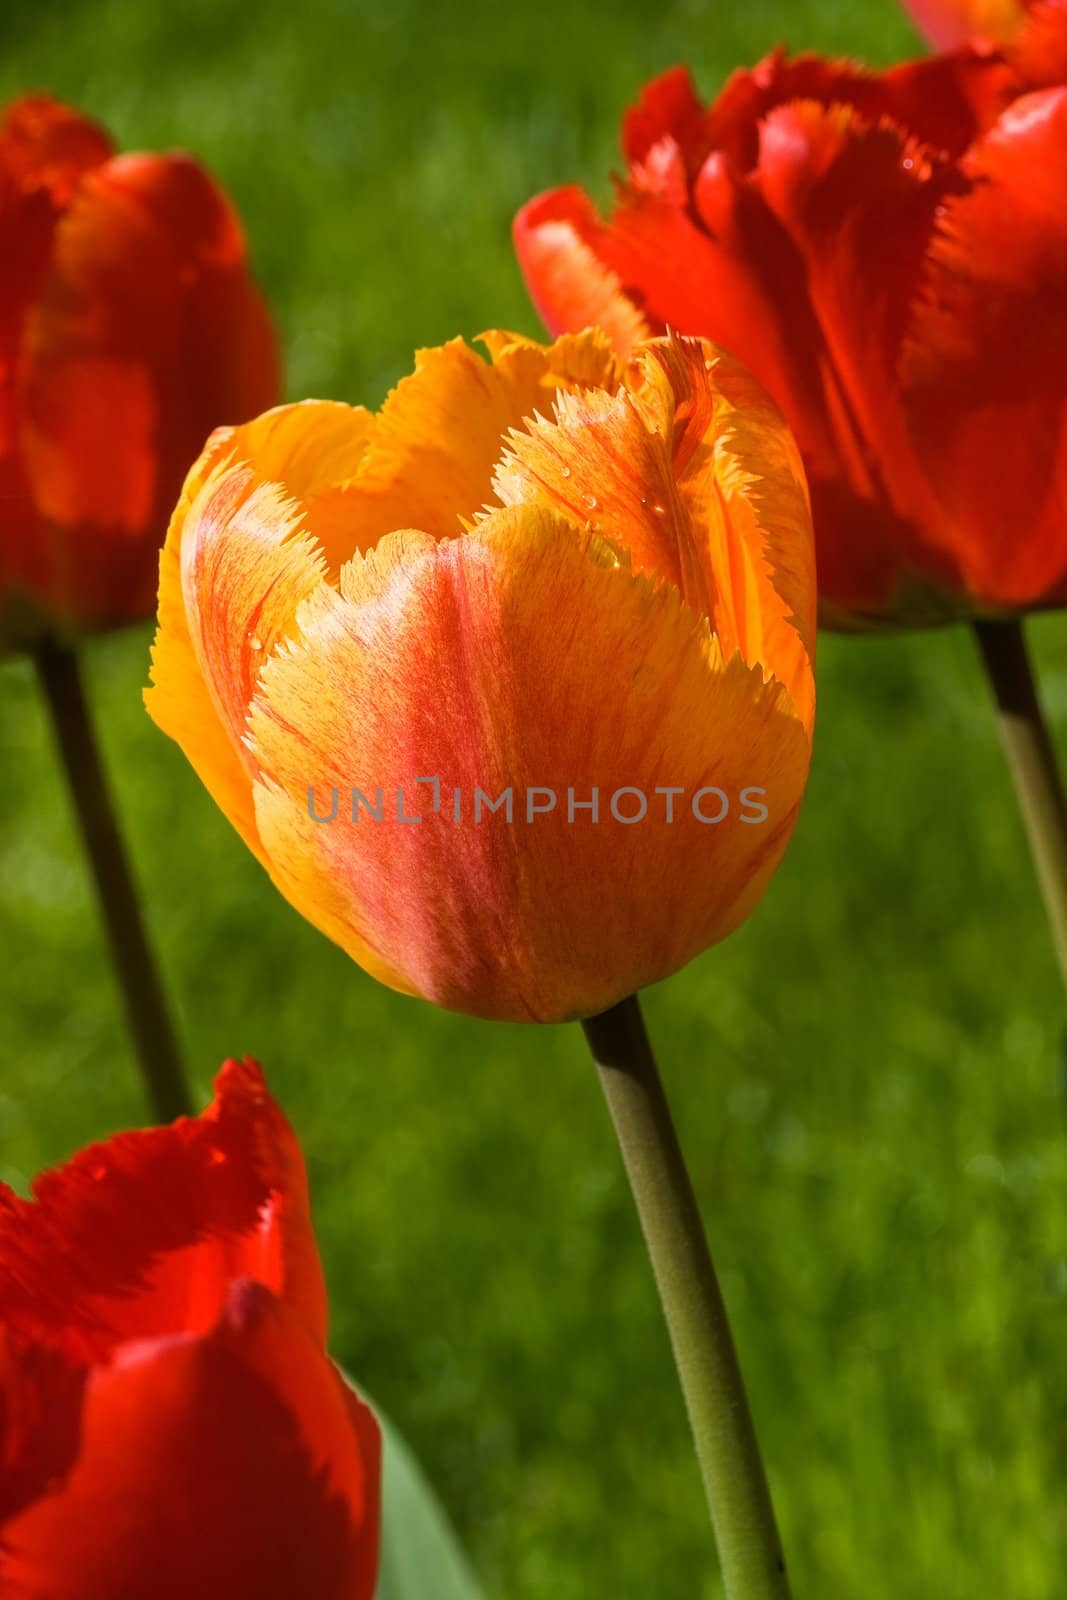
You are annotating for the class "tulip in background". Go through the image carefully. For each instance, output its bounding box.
[147,326,816,1597]
[514,37,1067,991]
[0,1058,380,1599]
[0,94,280,1118]
[0,95,278,643]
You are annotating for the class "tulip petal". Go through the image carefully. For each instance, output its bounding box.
[622,65,710,167]
[478,325,623,393]
[494,333,814,728]
[901,88,1067,607]
[0,1060,326,1365]
[146,404,372,860]
[700,45,1017,167]
[246,503,811,1023]
[318,332,633,546]
[153,466,327,866]
[749,98,986,609]
[17,150,278,627]
[147,443,269,861]
[0,1332,86,1525]
[203,399,377,574]
[1,1283,378,1600]
[634,50,1015,173]
[513,188,652,359]
[0,96,112,204]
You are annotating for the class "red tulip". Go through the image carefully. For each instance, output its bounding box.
[0,1060,380,1599]
[0,96,279,649]
[515,46,1067,625]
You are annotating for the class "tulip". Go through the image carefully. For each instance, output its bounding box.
[146,328,815,1026]
[0,1058,380,1599]
[515,54,1067,995]
[0,94,279,646]
[2,93,280,1121]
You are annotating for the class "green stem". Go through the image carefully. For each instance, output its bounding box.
[581,995,789,1600]
[33,639,192,1122]
[974,618,1067,994]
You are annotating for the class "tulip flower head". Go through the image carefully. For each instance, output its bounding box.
[0,1059,380,1600]
[0,95,279,650]
[147,330,816,1023]
[515,46,1067,627]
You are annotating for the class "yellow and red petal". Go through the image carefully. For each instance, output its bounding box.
[16,149,278,631]
[901,87,1067,609]
[145,403,373,859]
[493,333,814,728]
[1,1283,378,1600]
[147,440,267,861]
[0,1060,326,1365]
[246,503,811,1023]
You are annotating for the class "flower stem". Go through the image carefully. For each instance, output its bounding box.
[974,618,1067,993]
[581,994,789,1600]
[33,639,192,1122]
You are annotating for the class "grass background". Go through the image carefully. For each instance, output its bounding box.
[2,0,1066,1593]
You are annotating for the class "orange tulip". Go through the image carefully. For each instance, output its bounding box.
[0,1059,380,1599]
[514,52,1067,626]
[0,95,279,649]
[147,330,815,1023]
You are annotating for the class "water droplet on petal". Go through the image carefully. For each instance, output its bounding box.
[249,634,263,652]
[584,494,598,510]
[561,465,571,478]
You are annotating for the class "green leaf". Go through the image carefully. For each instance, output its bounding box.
[373,1405,485,1600]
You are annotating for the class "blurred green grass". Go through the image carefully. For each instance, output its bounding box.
[2,0,1066,1594]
